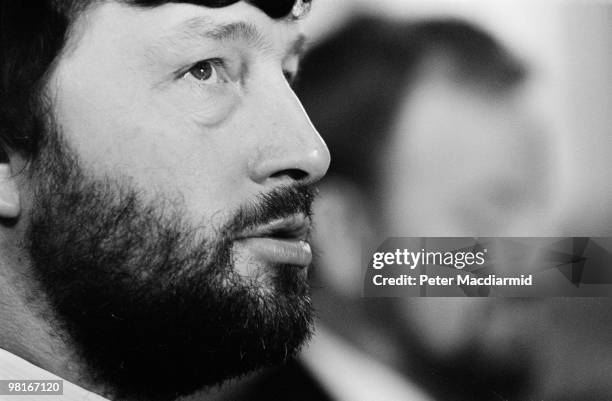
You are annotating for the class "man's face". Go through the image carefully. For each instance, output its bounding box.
[25,1,329,399]
[382,53,554,237]
[50,1,329,274]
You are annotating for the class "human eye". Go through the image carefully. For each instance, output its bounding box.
[283,55,301,87]
[283,68,298,87]
[169,57,240,124]
[182,59,226,85]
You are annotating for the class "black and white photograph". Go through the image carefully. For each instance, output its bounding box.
[0,0,611,400]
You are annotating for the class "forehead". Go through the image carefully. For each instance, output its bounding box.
[67,1,302,56]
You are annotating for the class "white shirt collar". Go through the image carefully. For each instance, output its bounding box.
[0,348,109,401]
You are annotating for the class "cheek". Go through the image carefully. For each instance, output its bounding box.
[52,77,248,221]
[165,82,241,127]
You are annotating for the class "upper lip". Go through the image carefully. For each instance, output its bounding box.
[237,214,311,241]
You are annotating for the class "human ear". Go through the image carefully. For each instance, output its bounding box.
[0,158,21,219]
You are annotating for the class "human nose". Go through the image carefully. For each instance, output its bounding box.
[248,83,330,186]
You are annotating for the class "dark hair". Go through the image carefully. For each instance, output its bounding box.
[296,16,526,191]
[0,0,310,161]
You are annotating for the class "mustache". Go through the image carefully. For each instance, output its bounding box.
[227,184,318,236]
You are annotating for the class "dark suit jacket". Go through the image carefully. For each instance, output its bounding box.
[205,359,334,401]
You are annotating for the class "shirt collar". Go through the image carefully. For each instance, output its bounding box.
[0,348,109,401]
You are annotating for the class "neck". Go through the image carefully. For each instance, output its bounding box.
[0,265,235,401]
[0,253,110,398]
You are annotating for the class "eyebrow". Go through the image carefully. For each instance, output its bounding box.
[158,17,307,58]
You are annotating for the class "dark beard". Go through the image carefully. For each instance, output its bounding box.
[25,131,315,400]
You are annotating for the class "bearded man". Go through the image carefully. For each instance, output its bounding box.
[0,1,329,400]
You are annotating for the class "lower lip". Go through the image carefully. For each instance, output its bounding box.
[236,237,312,266]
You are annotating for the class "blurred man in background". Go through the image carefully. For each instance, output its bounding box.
[299,16,612,401]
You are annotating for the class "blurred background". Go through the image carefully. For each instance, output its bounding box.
[292,1,612,400]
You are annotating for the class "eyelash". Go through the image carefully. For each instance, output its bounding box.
[181,58,226,83]
[180,58,299,88]
[284,70,297,87]
[283,56,301,87]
